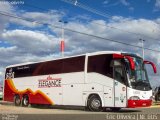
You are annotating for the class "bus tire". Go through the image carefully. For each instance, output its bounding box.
[22,95,29,107]
[14,95,21,106]
[87,95,102,112]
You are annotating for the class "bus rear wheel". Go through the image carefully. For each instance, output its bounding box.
[14,95,21,106]
[87,95,102,112]
[22,95,29,107]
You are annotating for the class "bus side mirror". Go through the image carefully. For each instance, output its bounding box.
[113,54,135,70]
[144,61,157,73]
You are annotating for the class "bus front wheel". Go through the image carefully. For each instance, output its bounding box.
[87,95,102,112]
[22,95,29,107]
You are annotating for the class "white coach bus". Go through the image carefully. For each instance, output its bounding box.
[3,51,157,111]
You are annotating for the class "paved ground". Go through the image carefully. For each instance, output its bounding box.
[0,101,160,120]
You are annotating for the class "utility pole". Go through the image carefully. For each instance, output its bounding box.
[139,39,145,59]
[59,20,68,57]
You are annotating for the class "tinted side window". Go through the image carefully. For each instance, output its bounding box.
[33,60,63,75]
[6,56,85,78]
[87,54,113,78]
[62,56,85,73]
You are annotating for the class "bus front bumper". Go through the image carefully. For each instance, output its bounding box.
[127,99,152,108]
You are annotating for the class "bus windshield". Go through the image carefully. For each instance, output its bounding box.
[125,56,151,91]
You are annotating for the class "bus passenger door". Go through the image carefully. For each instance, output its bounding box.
[113,64,127,107]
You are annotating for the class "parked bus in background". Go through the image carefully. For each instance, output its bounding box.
[0,85,3,100]
[3,51,157,111]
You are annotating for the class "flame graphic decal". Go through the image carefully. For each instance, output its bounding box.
[4,79,54,105]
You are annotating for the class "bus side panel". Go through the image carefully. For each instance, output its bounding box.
[63,84,84,106]
[62,72,85,106]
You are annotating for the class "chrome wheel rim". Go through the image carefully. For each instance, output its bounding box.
[91,99,101,109]
[24,97,29,106]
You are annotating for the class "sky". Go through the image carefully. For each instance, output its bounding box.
[0,0,160,87]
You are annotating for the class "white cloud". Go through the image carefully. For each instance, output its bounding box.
[102,1,120,8]
[129,7,134,11]
[119,0,134,11]
[0,4,63,29]
[154,0,160,11]
[0,1,14,12]
[9,10,63,28]
[0,2,14,32]
[2,29,59,56]
[22,10,62,22]
[120,0,130,6]
[155,0,160,8]
[147,0,151,3]
[103,0,109,4]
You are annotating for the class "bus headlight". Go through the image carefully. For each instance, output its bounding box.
[129,96,140,100]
